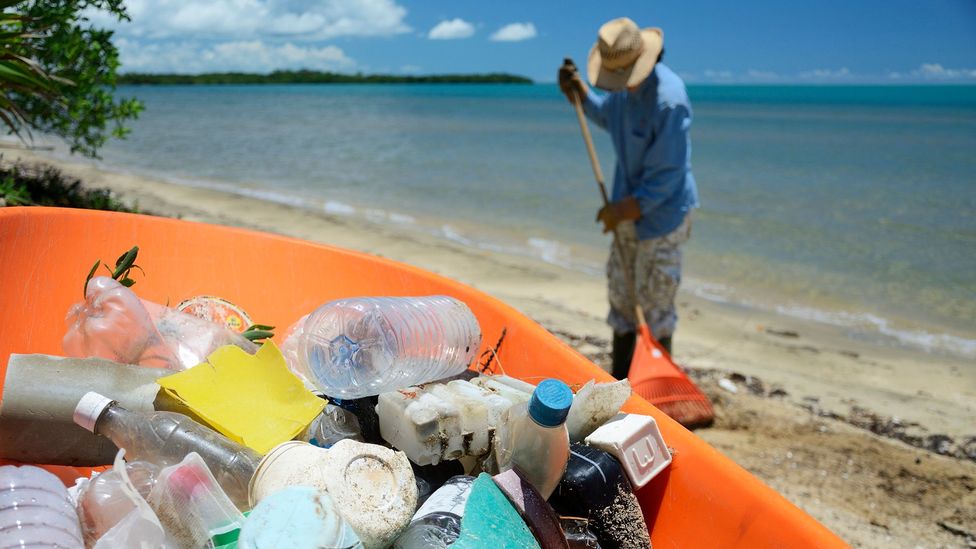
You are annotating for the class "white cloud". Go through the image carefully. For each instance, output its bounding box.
[703,69,733,80]
[798,67,851,80]
[87,0,411,40]
[910,63,976,80]
[427,18,474,40]
[490,22,537,42]
[117,38,355,73]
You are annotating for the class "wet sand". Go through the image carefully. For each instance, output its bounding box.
[6,150,975,548]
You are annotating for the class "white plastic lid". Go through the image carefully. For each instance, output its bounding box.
[73,391,116,433]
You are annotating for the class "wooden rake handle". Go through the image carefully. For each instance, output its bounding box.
[569,88,649,329]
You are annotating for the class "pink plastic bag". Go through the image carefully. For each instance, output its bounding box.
[64,277,256,370]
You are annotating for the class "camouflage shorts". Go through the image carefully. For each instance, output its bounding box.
[606,215,691,337]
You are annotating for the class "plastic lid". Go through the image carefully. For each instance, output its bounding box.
[528,379,573,427]
[73,391,116,433]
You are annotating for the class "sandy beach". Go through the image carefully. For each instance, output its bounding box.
[6,149,975,548]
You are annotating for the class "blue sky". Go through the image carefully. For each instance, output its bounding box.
[93,0,976,83]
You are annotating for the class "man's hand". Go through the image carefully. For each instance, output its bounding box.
[558,58,586,104]
[596,197,641,233]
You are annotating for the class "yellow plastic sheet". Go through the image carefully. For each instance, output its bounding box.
[157,341,326,454]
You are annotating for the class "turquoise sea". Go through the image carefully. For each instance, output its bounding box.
[87,83,976,358]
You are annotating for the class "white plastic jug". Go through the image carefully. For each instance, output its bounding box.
[376,376,533,466]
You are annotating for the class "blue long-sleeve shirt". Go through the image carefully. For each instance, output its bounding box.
[582,63,699,239]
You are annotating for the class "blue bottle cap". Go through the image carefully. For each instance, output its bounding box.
[528,379,573,427]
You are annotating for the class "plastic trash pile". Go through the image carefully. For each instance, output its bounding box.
[0,261,673,549]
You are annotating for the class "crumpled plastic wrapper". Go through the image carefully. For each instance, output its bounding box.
[64,276,256,370]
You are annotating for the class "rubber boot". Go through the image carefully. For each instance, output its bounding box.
[659,335,672,356]
[611,332,636,380]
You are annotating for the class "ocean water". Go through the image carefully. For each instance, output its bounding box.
[88,83,976,358]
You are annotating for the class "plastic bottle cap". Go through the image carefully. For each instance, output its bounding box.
[73,391,116,433]
[528,379,573,427]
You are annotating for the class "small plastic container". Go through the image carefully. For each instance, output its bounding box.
[285,296,482,399]
[0,465,84,549]
[493,379,573,499]
[148,453,245,549]
[584,413,671,490]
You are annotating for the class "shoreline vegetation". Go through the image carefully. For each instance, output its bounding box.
[118,70,534,85]
[0,160,138,212]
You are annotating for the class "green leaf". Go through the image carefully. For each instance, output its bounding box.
[119,277,135,287]
[245,324,275,332]
[0,60,51,90]
[111,246,138,279]
[84,259,99,297]
[241,329,275,342]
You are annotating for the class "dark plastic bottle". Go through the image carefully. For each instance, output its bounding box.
[549,443,650,549]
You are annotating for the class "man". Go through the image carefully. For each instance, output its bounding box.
[559,17,699,380]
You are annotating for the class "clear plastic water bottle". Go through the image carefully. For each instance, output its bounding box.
[289,296,482,399]
[494,378,573,499]
[394,476,474,548]
[73,392,261,510]
[0,465,84,549]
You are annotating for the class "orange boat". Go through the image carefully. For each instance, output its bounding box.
[0,207,846,547]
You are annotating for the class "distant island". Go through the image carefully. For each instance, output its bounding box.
[118,70,533,85]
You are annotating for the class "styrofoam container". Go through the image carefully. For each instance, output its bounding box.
[248,441,330,505]
[248,439,416,548]
[584,413,671,489]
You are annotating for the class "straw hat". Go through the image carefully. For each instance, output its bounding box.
[587,17,663,91]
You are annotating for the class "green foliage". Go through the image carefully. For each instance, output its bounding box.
[1,0,143,157]
[0,172,30,205]
[0,160,136,211]
[119,70,534,86]
[242,324,275,343]
[84,244,141,296]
